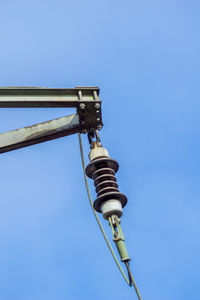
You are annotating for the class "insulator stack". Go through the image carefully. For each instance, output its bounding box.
[85,145,127,219]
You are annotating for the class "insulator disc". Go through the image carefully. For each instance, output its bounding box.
[93,167,115,179]
[85,157,119,178]
[96,180,118,194]
[94,174,117,187]
[93,192,127,212]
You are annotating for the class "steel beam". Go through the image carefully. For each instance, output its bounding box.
[0,114,79,154]
[0,86,100,108]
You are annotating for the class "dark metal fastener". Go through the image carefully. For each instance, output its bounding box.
[80,103,85,111]
[95,103,101,109]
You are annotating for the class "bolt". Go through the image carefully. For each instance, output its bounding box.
[97,118,100,121]
[80,103,85,111]
[96,110,99,114]
[95,103,100,109]
[97,125,102,130]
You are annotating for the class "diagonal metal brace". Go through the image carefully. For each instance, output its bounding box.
[0,114,80,154]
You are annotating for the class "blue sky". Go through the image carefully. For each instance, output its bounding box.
[0,1,199,299]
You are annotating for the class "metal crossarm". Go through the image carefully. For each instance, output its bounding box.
[0,86,103,153]
[0,86,100,107]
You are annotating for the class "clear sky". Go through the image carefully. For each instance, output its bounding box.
[0,1,199,299]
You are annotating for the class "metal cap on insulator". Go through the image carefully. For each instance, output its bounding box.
[85,143,128,220]
[88,142,109,161]
[100,199,123,219]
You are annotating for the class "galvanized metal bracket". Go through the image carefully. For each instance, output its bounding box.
[76,88,102,133]
[0,86,103,153]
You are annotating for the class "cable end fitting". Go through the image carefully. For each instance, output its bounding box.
[109,215,131,262]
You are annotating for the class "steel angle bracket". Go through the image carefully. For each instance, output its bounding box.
[0,86,103,153]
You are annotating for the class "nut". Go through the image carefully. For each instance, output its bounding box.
[80,103,85,111]
[97,125,102,130]
[95,103,100,109]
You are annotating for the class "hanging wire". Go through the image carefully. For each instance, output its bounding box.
[78,133,142,300]
[125,261,143,299]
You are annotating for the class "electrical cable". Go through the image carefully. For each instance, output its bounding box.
[125,261,143,299]
[78,133,142,300]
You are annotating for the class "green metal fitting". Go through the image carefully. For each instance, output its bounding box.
[109,215,130,262]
